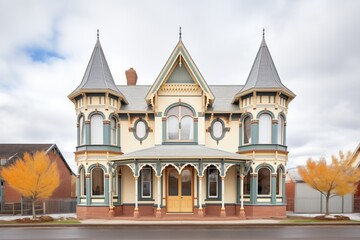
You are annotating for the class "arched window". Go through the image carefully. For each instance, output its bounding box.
[258,168,271,195]
[79,116,85,145]
[259,114,271,144]
[210,118,225,142]
[276,168,283,195]
[91,167,104,195]
[277,115,285,145]
[90,114,103,144]
[243,116,251,144]
[166,105,194,141]
[80,168,86,196]
[110,117,117,145]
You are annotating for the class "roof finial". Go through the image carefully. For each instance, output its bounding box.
[179,26,182,40]
[262,28,265,38]
[97,29,99,40]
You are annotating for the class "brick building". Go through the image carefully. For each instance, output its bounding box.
[0,144,75,206]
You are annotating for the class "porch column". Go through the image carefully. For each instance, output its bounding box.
[108,167,114,217]
[198,176,204,217]
[134,176,139,218]
[156,176,162,218]
[220,176,226,217]
[239,174,246,219]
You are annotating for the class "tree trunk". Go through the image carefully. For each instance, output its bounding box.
[32,199,36,219]
[325,195,330,216]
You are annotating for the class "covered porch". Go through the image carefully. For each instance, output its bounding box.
[108,145,251,218]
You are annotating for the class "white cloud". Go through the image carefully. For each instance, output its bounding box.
[0,0,359,171]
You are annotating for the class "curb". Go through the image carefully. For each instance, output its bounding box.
[1,222,360,228]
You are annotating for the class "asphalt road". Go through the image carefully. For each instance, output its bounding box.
[0,225,359,240]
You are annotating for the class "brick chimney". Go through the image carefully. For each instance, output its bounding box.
[125,67,137,85]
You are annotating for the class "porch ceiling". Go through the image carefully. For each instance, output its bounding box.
[110,145,251,161]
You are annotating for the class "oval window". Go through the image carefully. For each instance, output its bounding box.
[212,121,223,139]
[135,121,146,139]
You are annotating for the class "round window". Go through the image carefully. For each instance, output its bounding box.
[135,120,146,139]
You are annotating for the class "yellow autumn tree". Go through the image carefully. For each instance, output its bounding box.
[298,150,360,215]
[1,151,60,218]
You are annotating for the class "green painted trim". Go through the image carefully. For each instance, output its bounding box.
[86,176,91,205]
[117,123,121,147]
[251,122,259,144]
[197,112,203,117]
[240,112,254,121]
[138,167,153,201]
[87,163,108,174]
[250,174,257,204]
[76,145,121,152]
[255,164,275,173]
[209,118,226,143]
[104,177,109,205]
[87,111,106,120]
[156,112,162,117]
[151,48,180,94]
[256,110,275,119]
[161,175,164,208]
[271,122,278,144]
[284,125,287,146]
[194,121,198,143]
[104,123,110,145]
[239,124,243,147]
[85,123,90,145]
[166,63,195,83]
[205,167,222,200]
[271,175,276,204]
[238,144,287,152]
[164,102,196,117]
[236,173,240,204]
[133,118,149,143]
[162,119,166,142]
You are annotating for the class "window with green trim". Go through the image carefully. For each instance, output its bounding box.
[140,167,152,199]
[210,118,225,143]
[91,167,104,196]
[166,105,194,141]
[207,167,220,199]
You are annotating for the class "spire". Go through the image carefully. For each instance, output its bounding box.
[179,26,182,40]
[68,32,128,103]
[232,30,295,103]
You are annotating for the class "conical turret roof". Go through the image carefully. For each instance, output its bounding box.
[68,34,127,103]
[233,33,295,103]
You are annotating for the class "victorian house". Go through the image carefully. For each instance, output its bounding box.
[68,30,295,219]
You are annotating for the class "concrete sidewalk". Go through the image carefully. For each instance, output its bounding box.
[1,213,360,226]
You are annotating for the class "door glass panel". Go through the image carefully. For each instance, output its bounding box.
[181,169,191,196]
[168,169,178,196]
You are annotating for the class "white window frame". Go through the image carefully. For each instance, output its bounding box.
[259,114,272,144]
[90,114,103,144]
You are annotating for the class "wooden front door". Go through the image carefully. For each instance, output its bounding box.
[167,167,193,213]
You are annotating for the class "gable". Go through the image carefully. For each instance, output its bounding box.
[146,40,215,108]
[166,63,195,84]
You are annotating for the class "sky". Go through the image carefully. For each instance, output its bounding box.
[0,0,359,172]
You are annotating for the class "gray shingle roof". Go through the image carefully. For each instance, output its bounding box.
[117,85,241,112]
[111,145,251,160]
[233,36,295,102]
[69,37,127,103]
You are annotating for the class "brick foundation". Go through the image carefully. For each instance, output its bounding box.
[77,204,286,219]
